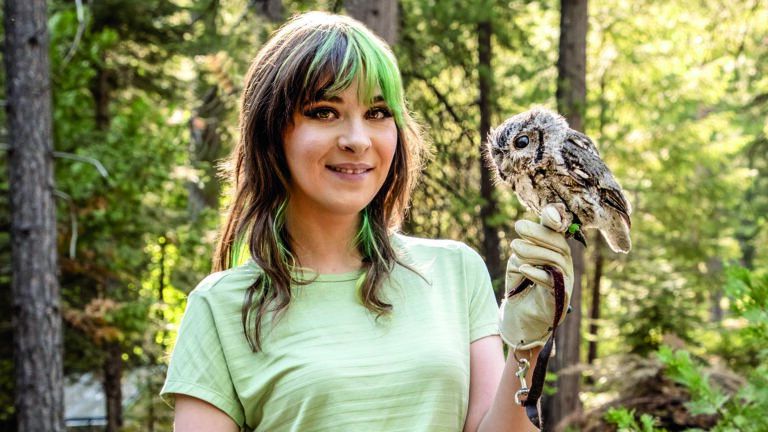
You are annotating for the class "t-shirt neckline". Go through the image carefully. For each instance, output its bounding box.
[293,268,365,283]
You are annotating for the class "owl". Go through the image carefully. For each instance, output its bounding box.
[486,107,632,253]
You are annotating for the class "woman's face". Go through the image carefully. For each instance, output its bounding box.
[282,81,398,219]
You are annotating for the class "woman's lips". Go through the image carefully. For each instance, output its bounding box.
[327,166,372,174]
[326,163,374,175]
[326,163,374,179]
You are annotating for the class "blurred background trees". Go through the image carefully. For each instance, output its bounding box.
[1,0,766,430]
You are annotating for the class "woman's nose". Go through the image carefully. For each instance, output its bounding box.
[337,119,372,153]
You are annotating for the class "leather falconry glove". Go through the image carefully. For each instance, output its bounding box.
[499,204,574,351]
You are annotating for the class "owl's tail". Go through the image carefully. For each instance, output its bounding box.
[601,211,632,253]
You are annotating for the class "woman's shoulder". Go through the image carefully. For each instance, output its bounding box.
[189,261,262,298]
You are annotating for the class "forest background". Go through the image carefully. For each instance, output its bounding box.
[1,0,767,431]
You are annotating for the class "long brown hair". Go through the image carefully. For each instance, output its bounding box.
[212,12,427,351]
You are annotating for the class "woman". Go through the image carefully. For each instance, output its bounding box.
[162,11,573,432]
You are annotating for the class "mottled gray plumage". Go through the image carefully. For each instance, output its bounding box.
[486,107,632,253]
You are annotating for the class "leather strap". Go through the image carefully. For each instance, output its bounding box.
[515,264,567,429]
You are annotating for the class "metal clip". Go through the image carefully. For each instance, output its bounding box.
[514,357,530,405]
[515,387,530,405]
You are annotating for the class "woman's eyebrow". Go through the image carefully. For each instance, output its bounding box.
[317,95,342,103]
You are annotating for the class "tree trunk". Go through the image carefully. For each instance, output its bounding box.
[556,0,588,126]
[542,0,588,429]
[188,87,225,221]
[735,138,763,271]
[586,62,610,371]
[147,372,156,432]
[4,1,65,431]
[708,256,724,322]
[587,236,603,366]
[477,20,503,296]
[543,240,584,431]
[91,64,111,131]
[344,0,398,45]
[258,0,283,21]
[104,341,124,432]
[92,52,124,432]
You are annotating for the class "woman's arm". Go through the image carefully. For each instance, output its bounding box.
[174,394,239,432]
[465,205,573,431]
[464,335,541,432]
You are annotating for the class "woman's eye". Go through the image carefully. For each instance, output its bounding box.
[304,107,337,120]
[368,107,393,120]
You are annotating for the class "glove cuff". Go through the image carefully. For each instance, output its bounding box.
[499,332,550,352]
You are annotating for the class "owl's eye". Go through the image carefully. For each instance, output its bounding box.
[514,135,530,149]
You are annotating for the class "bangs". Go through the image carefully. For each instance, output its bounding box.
[301,26,406,126]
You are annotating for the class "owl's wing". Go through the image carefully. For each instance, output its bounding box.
[558,130,632,227]
[565,130,601,158]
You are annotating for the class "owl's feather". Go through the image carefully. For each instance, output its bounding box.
[486,107,632,253]
[559,132,631,224]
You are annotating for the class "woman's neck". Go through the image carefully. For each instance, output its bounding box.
[284,205,363,275]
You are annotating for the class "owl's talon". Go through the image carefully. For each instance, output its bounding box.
[541,203,571,233]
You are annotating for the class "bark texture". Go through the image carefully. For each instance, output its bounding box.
[587,236,604,366]
[92,51,124,432]
[542,0,588,429]
[258,0,283,21]
[344,0,398,45]
[104,341,124,432]
[4,0,65,430]
[478,20,504,293]
[188,87,225,221]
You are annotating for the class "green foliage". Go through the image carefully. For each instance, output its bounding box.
[713,266,767,372]
[604,407,667,432]
[724,267,768,346]
[657,346,768,431]
[653,267,768,431]
[657,346,730,416]
[619,282,700,355]
[593,0,768,357]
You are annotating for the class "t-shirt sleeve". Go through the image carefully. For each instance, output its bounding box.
[463,246,501,342]
[160,290,245,427]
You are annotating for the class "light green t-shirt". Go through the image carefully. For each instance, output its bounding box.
[161,234,499,431]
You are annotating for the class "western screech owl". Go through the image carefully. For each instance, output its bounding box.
[486,107,632,253]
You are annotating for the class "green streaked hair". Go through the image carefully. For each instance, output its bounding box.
[213,12,427,352]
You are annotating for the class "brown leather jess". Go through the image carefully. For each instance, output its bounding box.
[509,264,567,430]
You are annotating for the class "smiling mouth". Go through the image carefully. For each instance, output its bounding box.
[327,166,372,175]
